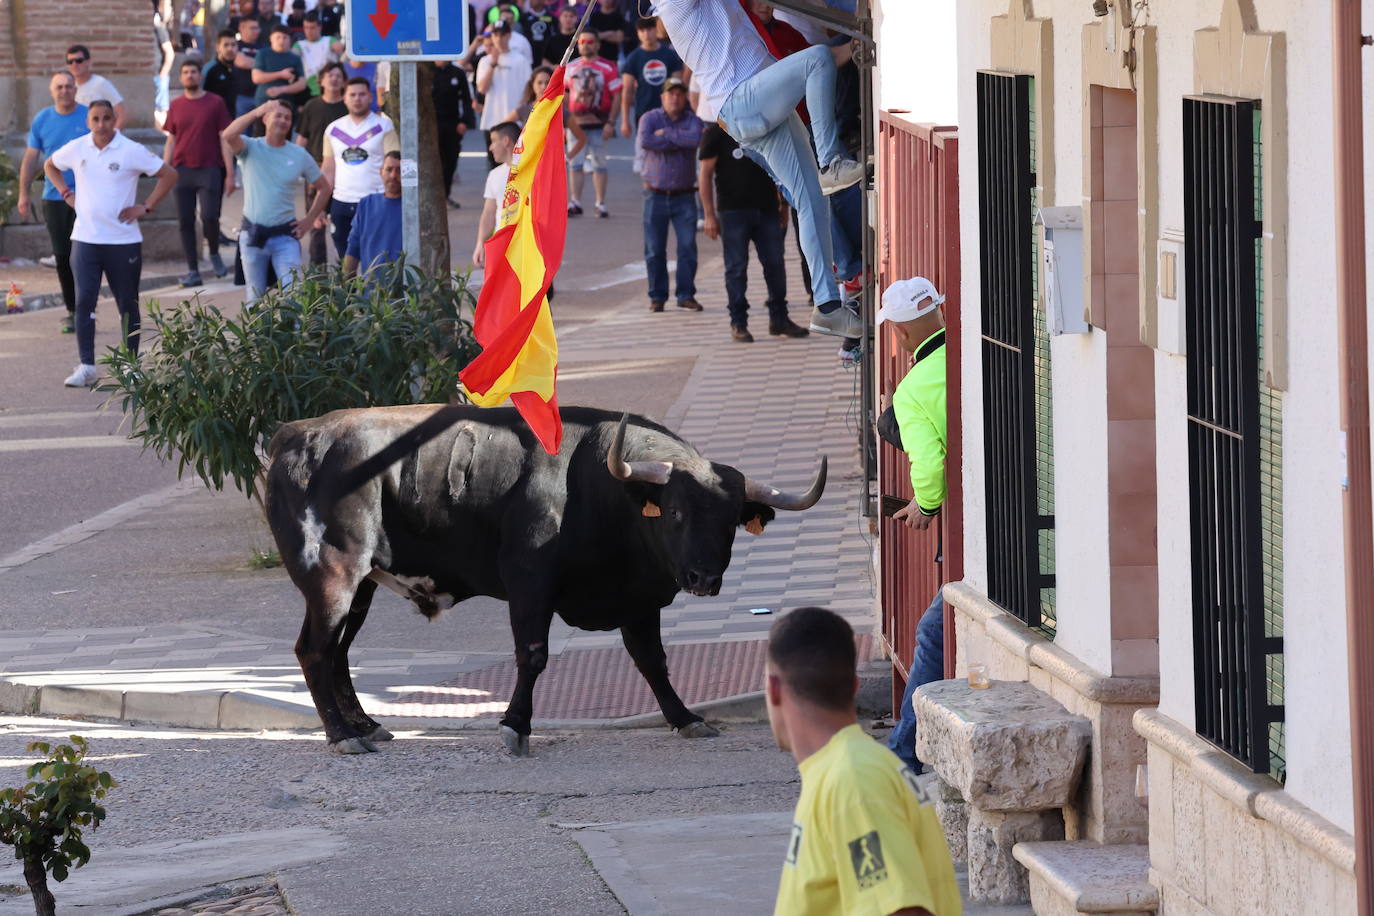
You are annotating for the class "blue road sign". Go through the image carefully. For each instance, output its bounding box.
[346,0,468,61]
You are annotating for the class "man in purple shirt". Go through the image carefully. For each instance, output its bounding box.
[638,78,703,313]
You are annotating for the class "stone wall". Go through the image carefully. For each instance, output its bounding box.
[945,580,1158,845]
[1136,708,1356,915]
[1,0,158,133]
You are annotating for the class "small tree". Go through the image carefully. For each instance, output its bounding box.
[0,737,116,916]
[101,261,480,504]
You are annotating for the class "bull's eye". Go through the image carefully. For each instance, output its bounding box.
[671,508,684,523]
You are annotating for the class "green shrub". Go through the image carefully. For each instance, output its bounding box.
[101,262,480,500]
[0,736,116,916]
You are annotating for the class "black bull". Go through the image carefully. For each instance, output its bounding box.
[265,404,827,755]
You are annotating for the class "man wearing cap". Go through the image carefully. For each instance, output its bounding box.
[638,78,702,314]
[875,276,948,771]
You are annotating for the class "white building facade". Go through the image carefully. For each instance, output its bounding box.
[871,0,1363,910]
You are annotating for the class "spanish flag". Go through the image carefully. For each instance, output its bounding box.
[458,67,568,454]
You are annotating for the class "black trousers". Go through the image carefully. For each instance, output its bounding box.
[721,208,789,328]
[42,200,77,314]
[437,121,464,197]
[173,165,223,271]
[72,241,141,365]
[306,184,329,266]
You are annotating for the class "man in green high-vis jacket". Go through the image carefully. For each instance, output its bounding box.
[877,276,948,771]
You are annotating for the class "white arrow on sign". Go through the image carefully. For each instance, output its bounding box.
[426,0,439,41]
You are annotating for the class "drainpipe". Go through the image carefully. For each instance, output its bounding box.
[1333,2,1374,911]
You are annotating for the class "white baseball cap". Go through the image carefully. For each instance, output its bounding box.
[876,277,944,325]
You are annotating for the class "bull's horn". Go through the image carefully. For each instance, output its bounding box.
[607,414,674,485]
[744,456,828,511]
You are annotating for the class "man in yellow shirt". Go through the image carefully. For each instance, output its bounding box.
[766,606,961,916]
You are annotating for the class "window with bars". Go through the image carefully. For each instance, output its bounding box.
[1183,95,1285,777]
[977,70,1057,633]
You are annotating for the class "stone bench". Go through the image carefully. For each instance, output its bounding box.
[915,679,1091,905]
[1013,842,1157,915]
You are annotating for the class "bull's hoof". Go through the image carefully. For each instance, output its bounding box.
[675,720,720,739]
[500,724,530,757]
[365,724,394,742]
[330,736,378,755]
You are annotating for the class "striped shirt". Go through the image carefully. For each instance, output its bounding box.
[652,0,773,115]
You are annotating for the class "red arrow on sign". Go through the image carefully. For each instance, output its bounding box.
[369,0,397,38]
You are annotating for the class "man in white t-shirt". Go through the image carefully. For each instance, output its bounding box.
[321,77,399,258]
[654,0,865,339]
[472,120,520,267]
[66,44,128,129]
[45,101,177,387]
[475,22,531,162]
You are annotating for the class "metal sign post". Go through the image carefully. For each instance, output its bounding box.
[347,0,468,271]
[399,61,420,265]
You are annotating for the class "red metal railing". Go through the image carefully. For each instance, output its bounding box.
[876,112,963,703]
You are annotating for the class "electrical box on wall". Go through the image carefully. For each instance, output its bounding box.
[1036,206,1090,335]
[1156,229,1186,356]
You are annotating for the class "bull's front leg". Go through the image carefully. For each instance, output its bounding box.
[620,612,719,739]
[499,596,555,757]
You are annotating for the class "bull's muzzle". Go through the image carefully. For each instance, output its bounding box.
[683,569,724,597]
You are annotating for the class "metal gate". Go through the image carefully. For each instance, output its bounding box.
[977,70,1053,629]
[1183,95,1282,773]
[876,112,962,693]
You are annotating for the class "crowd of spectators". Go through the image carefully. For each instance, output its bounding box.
[20,0,874,384]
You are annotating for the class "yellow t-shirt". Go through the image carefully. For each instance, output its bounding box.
[774,724,962,916]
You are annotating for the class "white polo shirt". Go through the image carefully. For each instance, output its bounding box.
[49,131,165,246]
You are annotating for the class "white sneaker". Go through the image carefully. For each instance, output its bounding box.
[39,255,57,269]
[819,158,865,196]
[63,363,98,388]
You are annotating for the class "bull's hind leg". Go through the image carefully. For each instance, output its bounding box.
[620,612,719,738]
[296,575,376,754]
[331,578,392,743]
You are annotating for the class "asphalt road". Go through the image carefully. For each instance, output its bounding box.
[0,136,691,562]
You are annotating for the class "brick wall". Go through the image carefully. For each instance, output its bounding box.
[2,0,159,132]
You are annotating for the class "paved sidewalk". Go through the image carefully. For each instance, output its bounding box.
[0,215,877,733]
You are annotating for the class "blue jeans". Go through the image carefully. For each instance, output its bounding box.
[72,241,142,365]
[720,208,788,328]
[329,199,360,260]
[887,592,945,769]
[830,182,863,283]
[718,44,843,305]
[240,233,302,303]
[643,190,697,303]
[235,95,256,118]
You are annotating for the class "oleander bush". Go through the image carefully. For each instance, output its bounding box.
[101,261,480,501]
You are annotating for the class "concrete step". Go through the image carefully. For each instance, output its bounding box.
[0,217,187,262]
[1012,842,1157,916]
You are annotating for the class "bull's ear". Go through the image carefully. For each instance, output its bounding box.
[739,502,776,535]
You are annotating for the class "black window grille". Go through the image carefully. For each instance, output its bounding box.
[977,71,1055,630]
[1183,95,1283,773]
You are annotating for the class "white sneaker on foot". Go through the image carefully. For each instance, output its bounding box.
[39,255,57,269]
[819,158,865,196]
[63,363,98,388]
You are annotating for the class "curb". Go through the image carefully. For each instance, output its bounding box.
[0,667,894,735]
[0,677,778,735]
[11,272,201,313]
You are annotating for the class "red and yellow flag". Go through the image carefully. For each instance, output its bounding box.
[458,67,569,454]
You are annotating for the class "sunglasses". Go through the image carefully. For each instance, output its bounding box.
[66,56,87,64]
